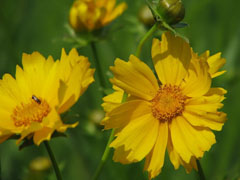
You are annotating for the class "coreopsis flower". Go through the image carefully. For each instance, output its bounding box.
[101,32,227,179]
[69,0,127,32]
[0,48,94,146]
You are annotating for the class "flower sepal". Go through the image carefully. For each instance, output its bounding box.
[63,23,123,48]
[171,22,188,28]
[62,24,95,48]
[17,131,67,151]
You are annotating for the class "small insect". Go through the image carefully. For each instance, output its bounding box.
[32,95,41,104]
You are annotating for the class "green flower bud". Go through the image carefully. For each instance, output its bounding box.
[138,5,155,26]
[157,0,185,25]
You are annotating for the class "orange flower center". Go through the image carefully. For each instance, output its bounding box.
[151,84,188,123]
[11,95,51,127]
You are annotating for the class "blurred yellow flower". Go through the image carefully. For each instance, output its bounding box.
[101,32,227,179]
[69,0,127,31]
[29,156,51,171]
[0,48,94,146]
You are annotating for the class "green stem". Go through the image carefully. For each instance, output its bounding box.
[90,42,107,94]
[44,141,63,180]
[196,159,206,180]
[0,153,1,180]
[92,93,128,180]
[136,23,159,58]
[92,129,115,180]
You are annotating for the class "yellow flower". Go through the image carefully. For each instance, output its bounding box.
[0,48,94,146]
[69,0,127,31]
[101,32,227,179]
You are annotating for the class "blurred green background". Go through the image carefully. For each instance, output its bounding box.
[0,0,240,179]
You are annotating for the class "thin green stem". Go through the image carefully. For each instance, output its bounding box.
[136,23,159,58]
[92,129,115,180]
[161,21,189,43]
[196,159,206,180]
[92,93,128,180]
[90,42,107,95]
[44,141,63,180]
[0,153,1,180]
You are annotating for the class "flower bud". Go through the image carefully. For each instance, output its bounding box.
[157,0,185,25]
[138,5,155,26]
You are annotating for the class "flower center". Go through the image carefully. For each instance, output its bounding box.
[12,95,51,127]
[151,84,187,123]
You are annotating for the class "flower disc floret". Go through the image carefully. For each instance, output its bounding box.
[12,96,50,127]
[151,84,187,123]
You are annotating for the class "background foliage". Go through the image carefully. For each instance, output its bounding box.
[0,0,240,179]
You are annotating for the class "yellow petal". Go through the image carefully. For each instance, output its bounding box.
[206,87,227,96]
[57,92,75,114]
[15,65,31,101]
[0,110,17,131]
[151,32,191,85]
[41,57,60,106]
[110,55,158,100]
[170,117,192,162]
[181,58,211,97]
[110,113,159,162]
[21,52,60,106]
[56,122,79,133]
[112,145,133,164]
[183,111,225,131]
[96,0,114,8]
[41,109,78,133]
[168,134,198,173]
[199,50,210,59]
[69,1,87,31]
[0,73,25,105]
[16,122,42,144]
[185,93,225,113]
[144,122,168,179]
[101,100,152,129]
[207,52,226,78]
[58,63,81,113]
[167,133,181,169]
[102,2,127,25]
[41,106,61,129]
[184,90,227,131]
[22,52,46,73]
[33,127,54,146]
[181,156,198,173]
[102,87,124,113]
[170,116,216,162]
[0,134,12,143]
[57,48,94,114]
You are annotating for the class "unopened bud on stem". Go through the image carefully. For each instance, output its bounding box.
[157,0,185,25]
